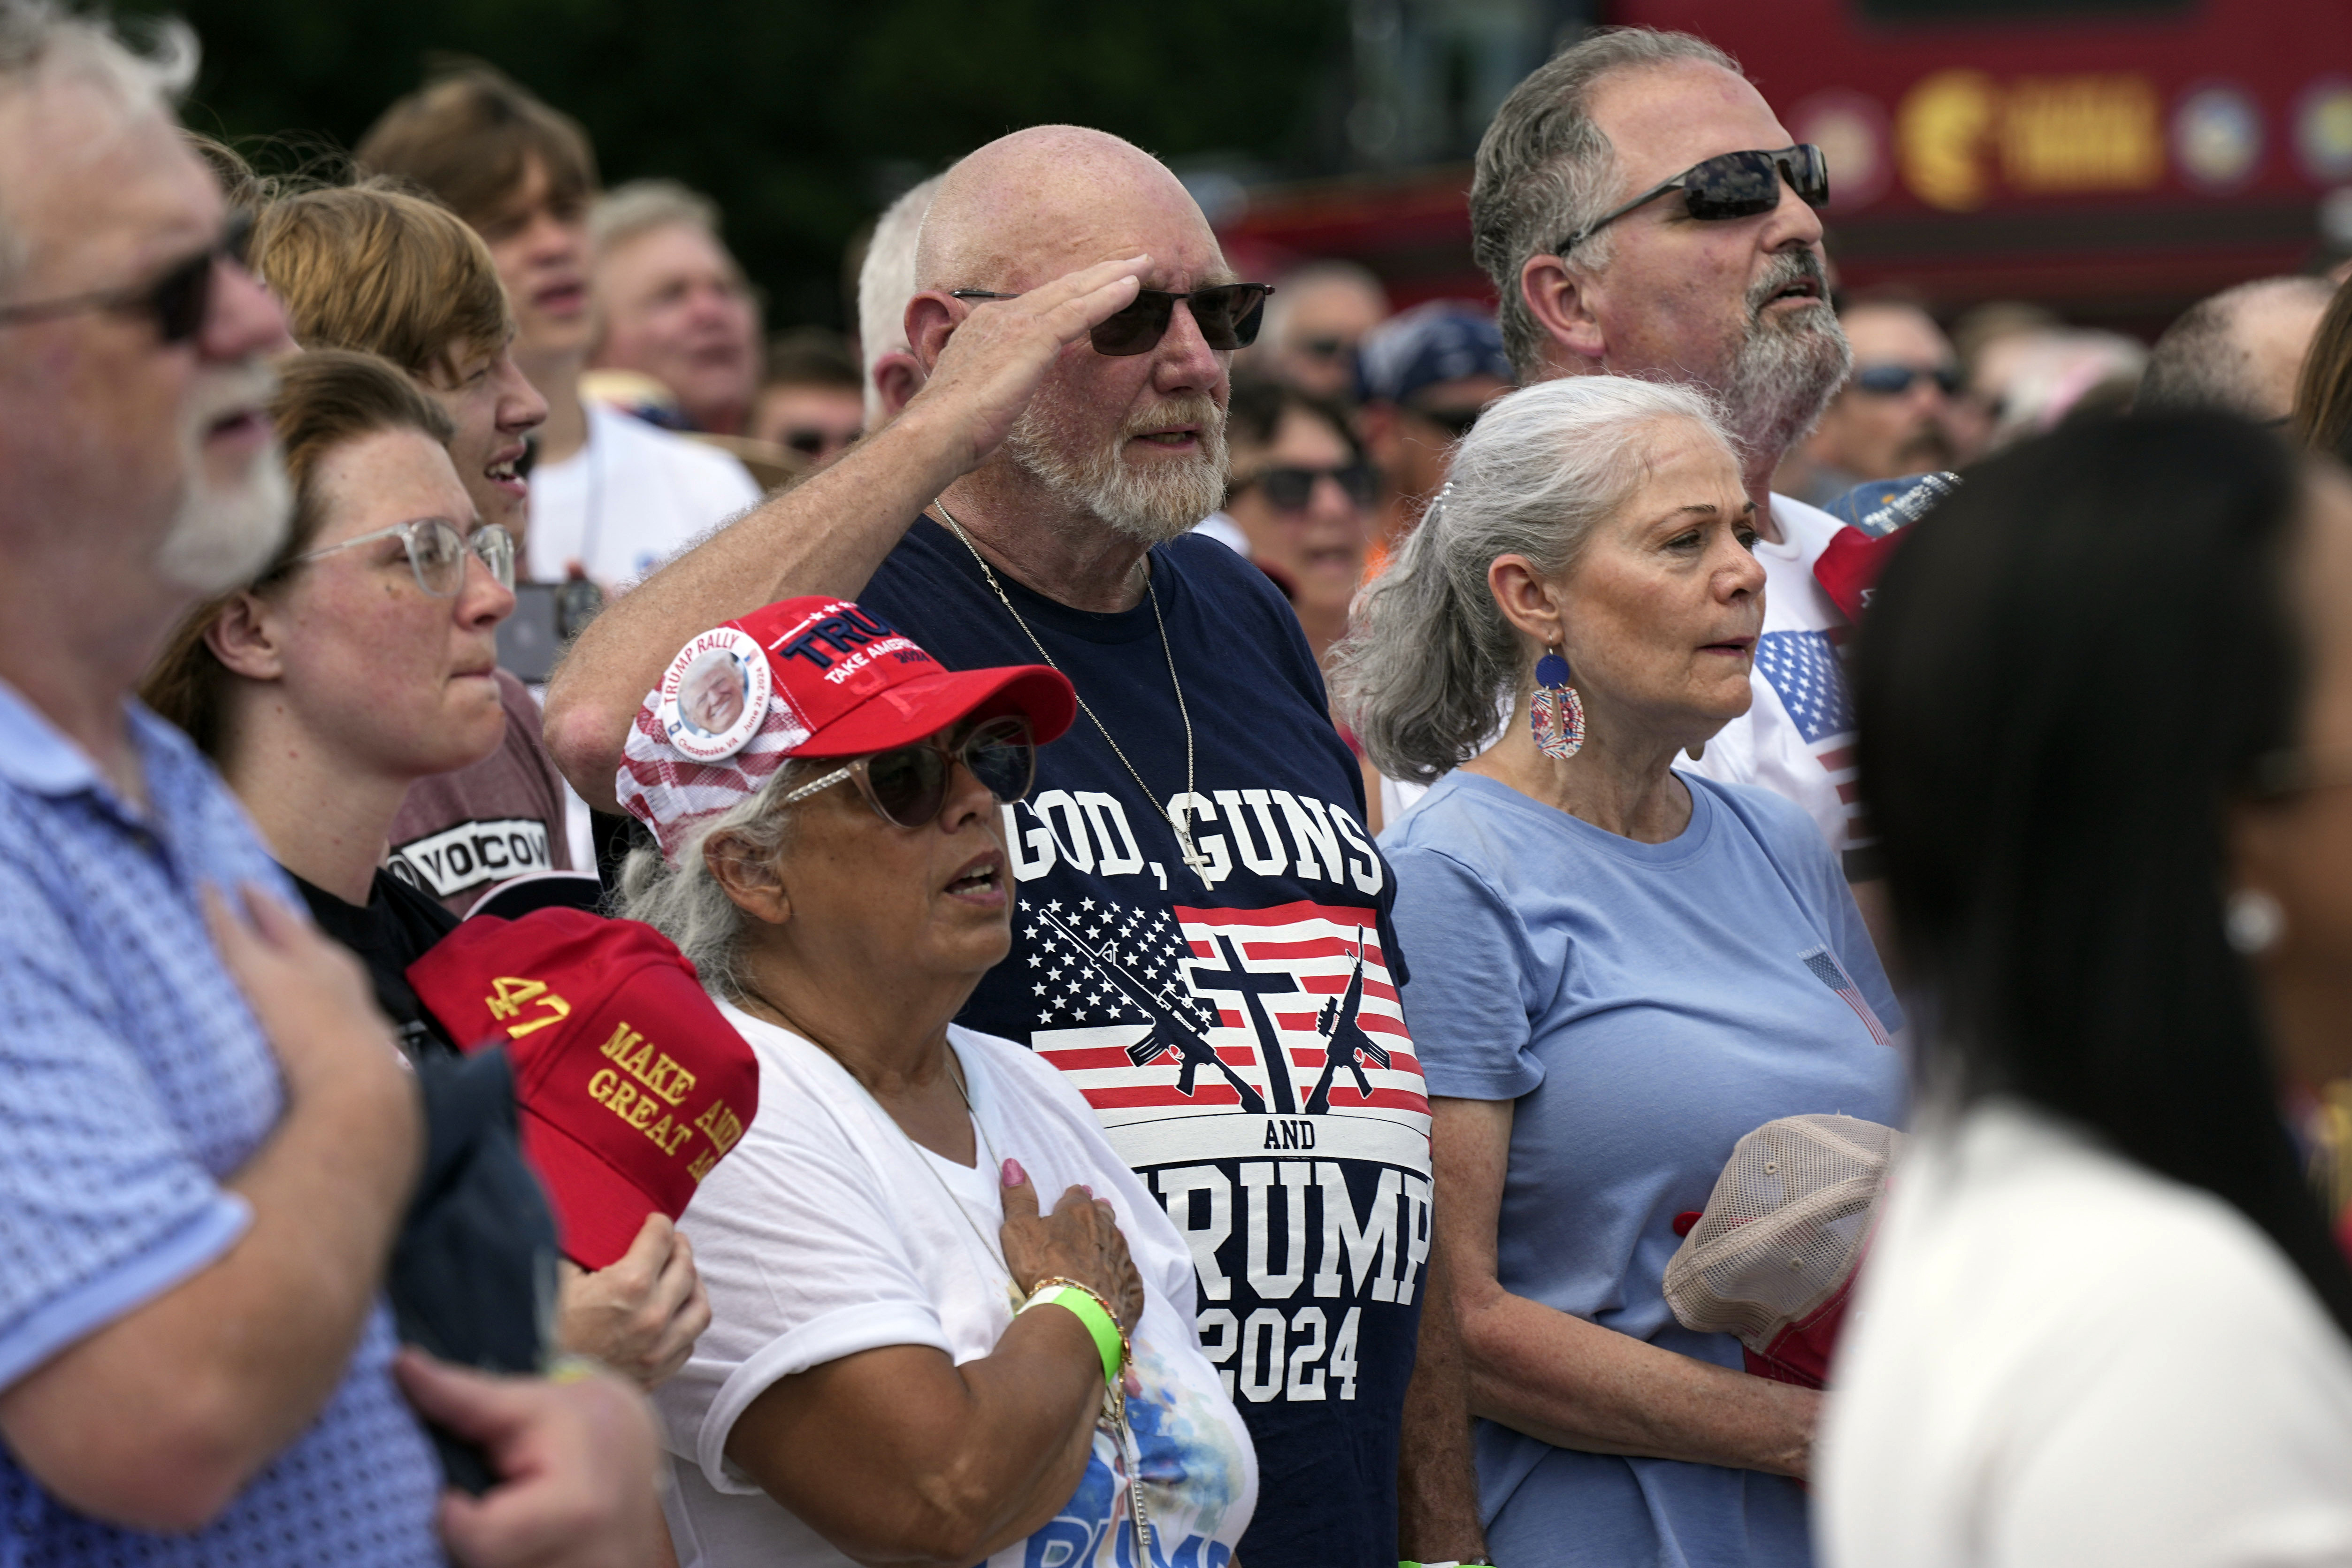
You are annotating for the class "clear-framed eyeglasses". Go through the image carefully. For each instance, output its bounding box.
[286,517,516,597]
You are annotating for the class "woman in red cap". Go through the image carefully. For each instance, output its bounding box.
[141,350,710,1399]
[615,595,1258,1567]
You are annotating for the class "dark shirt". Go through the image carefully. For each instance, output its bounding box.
[296,867,559,1490]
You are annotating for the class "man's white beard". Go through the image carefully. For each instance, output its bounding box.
[1004,390,1230,549]
[1719,257,1853,467]
[155,367,293,595]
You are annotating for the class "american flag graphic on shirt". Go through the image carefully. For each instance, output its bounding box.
[1802,944,1894,1048]
[1757,627,1867,845]
[1020,894,1429,1132]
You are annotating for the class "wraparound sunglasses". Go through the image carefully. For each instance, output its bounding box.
[1558,145,1829,254]
[951,282,1274,356]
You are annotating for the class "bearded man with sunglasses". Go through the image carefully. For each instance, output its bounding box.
[1471,29,1903,960]
[549,122,1488,1568]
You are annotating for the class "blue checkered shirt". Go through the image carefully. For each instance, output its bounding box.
[0,681,442,1566]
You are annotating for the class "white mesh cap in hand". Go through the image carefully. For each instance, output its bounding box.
[1663,1114,1903,1353]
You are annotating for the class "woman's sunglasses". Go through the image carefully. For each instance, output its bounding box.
[1558,145,1829,254]
[774,715,1038,830]
[1852,363,1963,397]
[286,517,517,597]
[0,207,256,344]
[951,283,1275,357]
[1233,462,1380,512]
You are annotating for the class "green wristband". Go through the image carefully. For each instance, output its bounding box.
[1026,1284,1122,1385]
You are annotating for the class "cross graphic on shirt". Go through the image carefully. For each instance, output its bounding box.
[1181,932,1305,1116]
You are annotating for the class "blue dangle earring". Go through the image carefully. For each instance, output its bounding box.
[1531,645,1586,760]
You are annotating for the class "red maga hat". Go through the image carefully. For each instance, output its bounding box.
[615,595,1076,861]
[407,909,761,1270]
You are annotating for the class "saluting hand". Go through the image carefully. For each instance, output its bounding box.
[902,255,1150,474]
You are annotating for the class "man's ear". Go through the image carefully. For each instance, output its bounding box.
[203,591,286,682]
[705,832,792,928]
[905,292,964,375]
[1519,253,1608,369]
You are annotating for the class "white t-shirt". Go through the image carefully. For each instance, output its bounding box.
[657,1004,1258,1567]
[527,401,761,589]
[1681,493,1870,873]
[1817,1099,2352,1568]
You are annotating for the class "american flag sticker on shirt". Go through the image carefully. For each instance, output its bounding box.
[1800,945,1894,1048]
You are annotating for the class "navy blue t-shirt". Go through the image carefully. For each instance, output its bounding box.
[864,519,1431,1568]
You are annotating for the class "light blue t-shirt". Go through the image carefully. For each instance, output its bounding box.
[1383,769,1904,1568]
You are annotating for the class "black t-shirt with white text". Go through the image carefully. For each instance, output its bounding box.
[864,520,1432,1568]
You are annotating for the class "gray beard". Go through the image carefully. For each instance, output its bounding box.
[1722,299,1852,466]
[1003,395,1231,550]
[155,447,292,594]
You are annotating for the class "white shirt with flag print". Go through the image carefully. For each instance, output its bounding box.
[1682,493,1874,878]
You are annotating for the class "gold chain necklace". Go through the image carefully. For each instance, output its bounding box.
[935,504,1212,878]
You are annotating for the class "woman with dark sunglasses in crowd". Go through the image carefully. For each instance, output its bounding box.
[613,595,1257,1567]
[1216,379,1380,670]
[1817,413,2352,1563]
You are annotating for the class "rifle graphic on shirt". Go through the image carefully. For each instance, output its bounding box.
[1304,943,1390,1115]
[1032,907,1270,1113]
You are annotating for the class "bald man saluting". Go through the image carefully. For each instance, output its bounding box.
[548,127,1485,1568]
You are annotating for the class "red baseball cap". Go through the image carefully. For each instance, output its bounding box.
[616,595,1076,861]
[406,909,761,1270]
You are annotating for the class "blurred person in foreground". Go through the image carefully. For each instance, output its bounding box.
[857,173,944,427]
[139,347,709,1393]
[250,182,575,912]
[591,178,762,438]
[751,326,863,469]
[1334,375,1902,1568]
[2298,273,2352,465]
[2139,275,2332,423]
[0,6,656,1562]
[1472,26,1894,948]
[1777,297,1970,507]
[1355,300,1515,575]
[357,67,760,591]
[1818,413,2352,1565]
[1975,327,2145,450]
[1219,378,1378,667]
[1250,258,1390,401]
[614,594,1256,1565]
[544,122,1489,1568]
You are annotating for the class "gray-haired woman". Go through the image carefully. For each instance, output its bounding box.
[1330,377,1904,1568]
[613,596,1256,1567]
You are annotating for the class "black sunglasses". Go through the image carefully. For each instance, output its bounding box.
[1410,403,1487,440]
[1851,363,1963,398]
[1235,462,1380,512]
[0,207,256,344]
[951,282,1275,357]
[1558,145,1828,253]
[774,715,1038,830]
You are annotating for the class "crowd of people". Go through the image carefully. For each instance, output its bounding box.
[13,0,2352,1564]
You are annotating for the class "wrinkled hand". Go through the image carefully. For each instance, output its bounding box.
[908,255,1149,472]
[395,1347,663,1568]
[998,1158,1144,1335]
[202,882,416,1117]
[556,1214,711,1390]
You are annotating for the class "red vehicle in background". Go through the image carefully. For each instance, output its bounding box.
[1220,0,2352,332]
